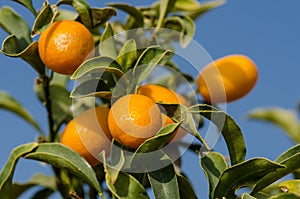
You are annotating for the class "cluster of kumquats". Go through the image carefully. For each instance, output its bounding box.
[38,19,258,166]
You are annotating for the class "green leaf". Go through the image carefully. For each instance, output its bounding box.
[90,7,116,27]
[0,91,43,135]
[189,104,246,165]
[1,37,45,74]
[251,145,300,195]
[0,143,39,199]
[0,6,31,48]
[177,174,197,199]
[213,158,285,199]
[248,108,300,143]
[11,174,56,198]
[71,56,123,80]
[11,0,37,16]
[278,180,300,196]
[70,78,112,99]
[116,39,137,71]
[156,0,176,31]
[108,3,144,28]
[24,143,103,194]
[32,1,55,36]
[173,0,201,11]
[31,188,54,199]
[241,193,257,199]
[269,193,300,199]
[57,0,92,29]
[54,9,78,21]
[148,156,180,199]
[185,0,226,20]
[200,151,228,199]
[99,23,118,58]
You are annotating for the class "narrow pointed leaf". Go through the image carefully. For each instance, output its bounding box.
[156,0,176,31]
[200,151,227,199]
[173,0,201,11]
[241,193,257,199]
[0,91,43,134]
[189,104,246,165]
[32,2,55,36]
[0,143,38,198]
[248,108,300,143]
[12,0,37,16]
[24,143,102,194]
[90,8,116,27]
[31,188,54,199]
[177,174,197,199]
[99,23,117,58]
[186,0,226,20]
[116,39,137,71]
[213,158,284,199]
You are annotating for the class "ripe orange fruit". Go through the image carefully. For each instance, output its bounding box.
[60,107,111,166]
[108,94,162,149]
[137,83,189,142]
[197,54,258,103]
[38,20,95,75]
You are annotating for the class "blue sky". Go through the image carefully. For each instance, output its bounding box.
[1,0,300,198]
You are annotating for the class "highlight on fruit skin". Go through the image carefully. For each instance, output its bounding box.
[60,107,111,166]
[38,20,95,75]
[108,94,163,149]
[197,54,258,103]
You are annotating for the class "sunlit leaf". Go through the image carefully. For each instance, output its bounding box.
[156,0,176,31]
[99,23,117,58]
[241,193,257,199]
[278,180,300,196]
[269,193,300,199]
[11,0,37,16]
[185,0,226,20]
[32,2,55,36]
[173,0,201,11]
[177,174,197,199]
[200,151,228,199]
[213,158,284,198]
[0,143,38,198]
[0,91,43,135]
[90,7,116,27]
[189,104,246,165]
[24,143,103,194]
[116,39,137,71]
[54,8,78,21]
[248,108,300,143]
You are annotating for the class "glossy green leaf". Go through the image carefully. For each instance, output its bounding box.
[24,143,103,194]
[71,56,123,80]
[251,145,300,194]
[241,193,257,199]
[99,23,117,58]
[57,0,92,29]
[11,0,37,16]
[248,108,300,143]
[185,0,226,20]
[200,151,228,199]
[148,156,180,199]
[116,39,137,71]
[108,3,144,28]
[173,0,201,11]
[91,8,116,27]
[0,143,39,199]
[70,78,111,99]
[1,38,45,74]
[278,180,300,196]
[0,6,31,47]
[213,158,284,199]
[32,1,55,36]
[11,174,56,198]
[0,91,43,135]
[156,0,176,31]
[177,174,197,199]
[189,104,246,165]
[269,193,300,199]
[54,9,78,21]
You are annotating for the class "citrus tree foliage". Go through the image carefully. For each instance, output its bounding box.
[0,0,299,199]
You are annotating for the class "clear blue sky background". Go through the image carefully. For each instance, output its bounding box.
[1,0,300,198]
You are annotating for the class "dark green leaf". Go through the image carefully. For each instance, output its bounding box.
[57,0,92,29]
[185,0,226,20]
[24,143,103,194]
[116,39,137,71]
[177,174,197,199]
[251,145,300,194]
[189,104,246,165]
[108,3,144,28]
[1,38,45,74]
[0,91,43,135]
[32,1,55,36]
[99,23,117,58]
[148,156,180,199]
[71,56,123,80]
[278,180,300,196]
[241,193,257,199]
[90,8,116,27]
[156,0,176,31]
[248,108,300,143]
[213,158,284,199]
[0,143,39,199]
[11,0,37,16]
[200,151,228,199]
[31,188,54,199]
[269,193,300,199]
[0,6,31,48]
